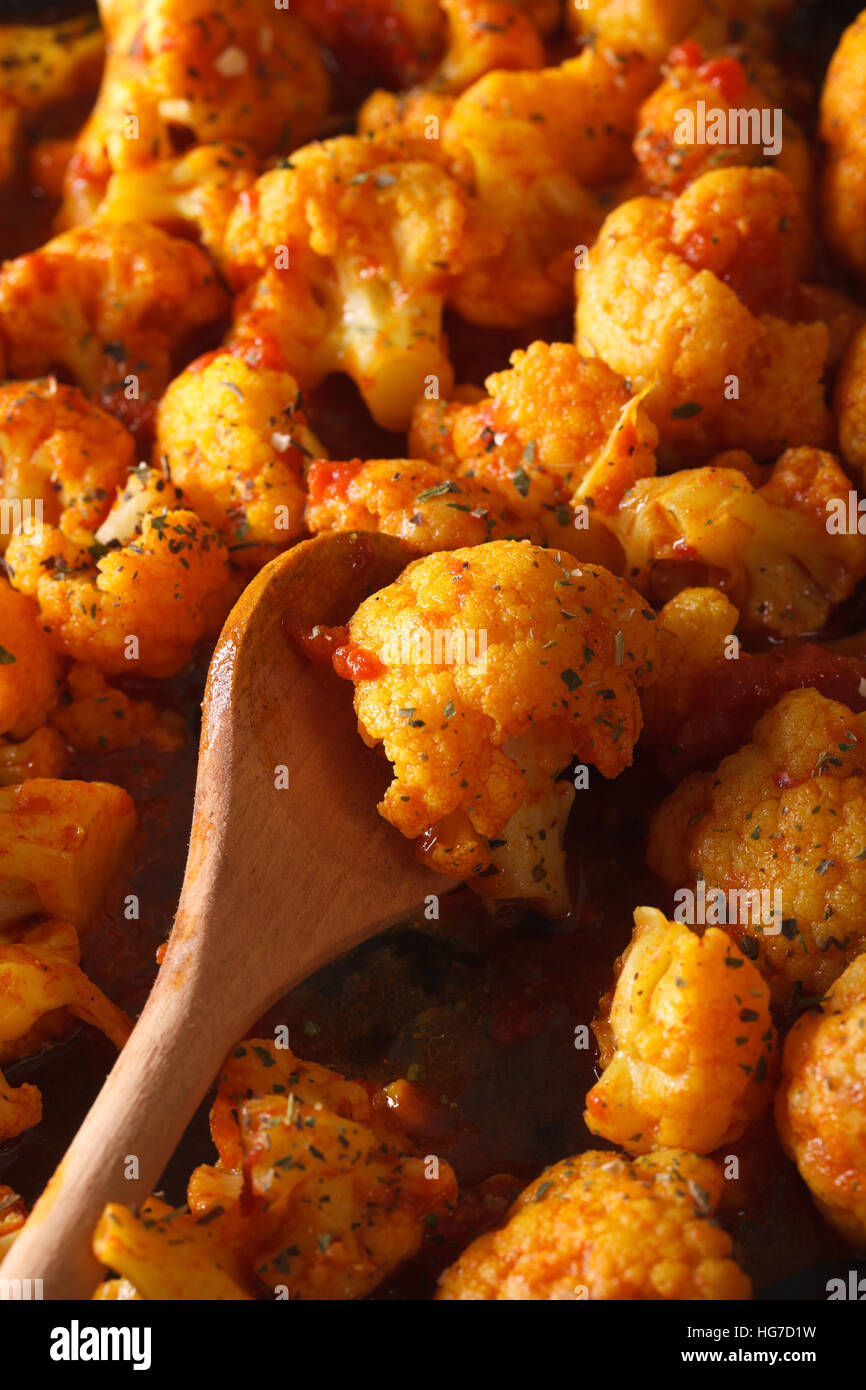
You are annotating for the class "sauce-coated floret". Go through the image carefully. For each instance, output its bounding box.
[0,378,134,540]
[586,907,776,1154]
[92,1040,456,1300]
[335,540,657,908]
[598,449,866,640]
[306,456,543,552]
[0,576,62,739]
[5,468,234,678]
[409,340,657,555]
[648,688,866,1004]
[776,953,866,1248]
[223,136,498,431]
[820,9,866,282]
[0,222,229,439]
[0,918,130,1141]
[59,0,329,226]
[155,348,325,568]
[362,46,655,327]
[437,1147,751,1299]
[577,168,831,465]
[0,778,137,930]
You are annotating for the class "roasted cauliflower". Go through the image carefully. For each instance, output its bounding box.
[305,457,542,552]
[0,222,229,439]
[223,136,498,431]
[0,14,104,187]
[362,45,655,327]
[0,577,62,739]
[648,688,866,1005]
[0,918,131,1141]
[585,907,776,1155]
[0,778,137,930]
[776,953,866,1248]
[0,728,67,788]
[154,347,325,567]
[634,43,811,201]
[596,449,866,641]
[576,168,832,465]
[437,1147,751,1299]
[59,0,329,227]
[92,1040,457,1300]
[408,340,657,555]
[333,540,658,910]
[92,143,259,260]
[567,0,785,62]
[0,378,134,543]
[6,466,234,678]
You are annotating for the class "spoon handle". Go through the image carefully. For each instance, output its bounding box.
[0,932,255,1300]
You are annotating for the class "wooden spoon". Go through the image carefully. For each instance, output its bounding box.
[1,530,448,1299]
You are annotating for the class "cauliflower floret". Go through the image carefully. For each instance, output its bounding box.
[223,136,498,431]
[576,168,832,465]
[437,1148,751,1299]
[585,907,776,1155]
[0,14,104,186]
[92,1041,457,1300]
[0,917,131,1140]
[0,14,103,113]
[154,348,325,566]
[6,467,234,678]
[0,918,130,1050]
[91,143,259,260]
[775,953,866,1248]
[596,450,866,640]
[51,663,185,755]
[0,728,67,788]
[92,1195,251,1301]
[0,378,134,541]
[820,9,866,282]
[647,689,866,1005]
[59,0,329,227]
[634,45,812,200]
[305,457,542,552]
[334,540,658,910]
[361,47,655,327]
[566,0,784,62]
[0,222,229,439]
[409,341,657,557]
[427,0,545,92]
[0,779,137,930]
[0,577,62,739]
